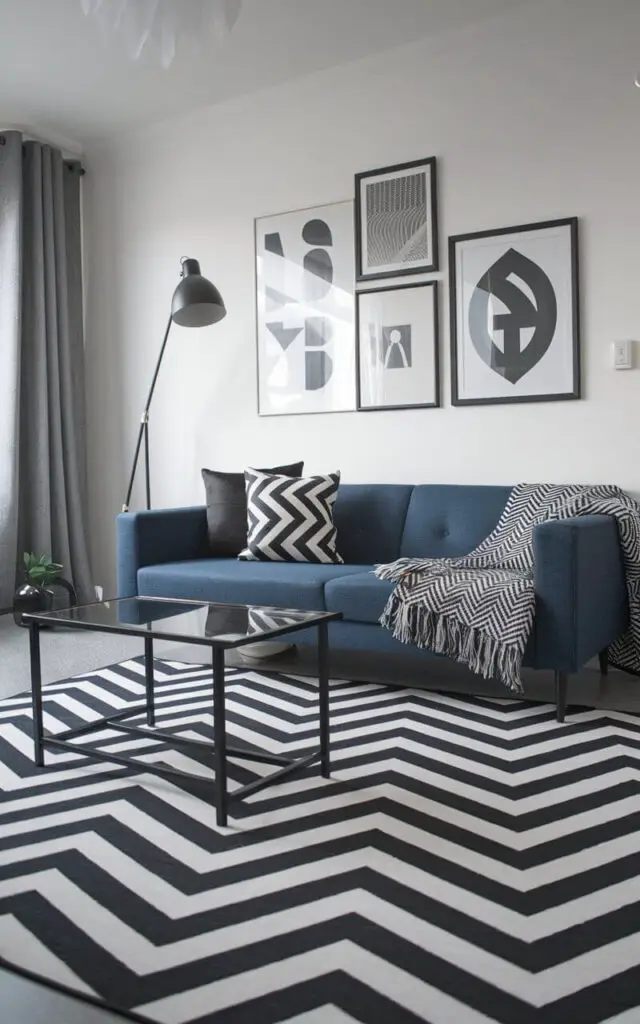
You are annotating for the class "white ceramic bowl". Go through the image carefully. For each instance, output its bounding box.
[238,641,294,660]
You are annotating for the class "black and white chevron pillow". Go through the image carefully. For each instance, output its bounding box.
[239,470,343,564]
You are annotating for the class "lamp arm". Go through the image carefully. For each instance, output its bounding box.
[122,312,173,512]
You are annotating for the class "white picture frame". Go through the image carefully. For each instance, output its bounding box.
[356,282,439,411]
[255,201,355,417]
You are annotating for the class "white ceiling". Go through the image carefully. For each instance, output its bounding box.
[0,0,536,147]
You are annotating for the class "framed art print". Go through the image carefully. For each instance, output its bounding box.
[449,217,580,406]
[356,281,439,411]
[355,157,439,281]
[255,200,356,416]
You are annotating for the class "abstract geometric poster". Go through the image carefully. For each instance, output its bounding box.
[255,201,356,416]
[355,157,438,280]
[356,282,439,411]
[449,218,580,406]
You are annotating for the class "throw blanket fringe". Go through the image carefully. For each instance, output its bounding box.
[381,598,523,689]
[376,483,640,693]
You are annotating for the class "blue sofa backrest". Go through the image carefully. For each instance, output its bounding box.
[400,485,512,559]
[333,483,512,564]
[334,484,413,564]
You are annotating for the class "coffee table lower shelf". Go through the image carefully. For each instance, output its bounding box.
[40,712,325,827]
[28,614,333,828]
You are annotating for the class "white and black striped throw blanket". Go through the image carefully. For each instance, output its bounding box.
[376,483,640,693]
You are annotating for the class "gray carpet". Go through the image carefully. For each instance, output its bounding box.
[0,967,134,1024]
[0,613,201,700]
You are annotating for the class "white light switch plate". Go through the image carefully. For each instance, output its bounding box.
[613,340,633,370]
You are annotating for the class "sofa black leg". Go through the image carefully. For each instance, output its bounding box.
[555,671,568,723]
[598,648,609,676]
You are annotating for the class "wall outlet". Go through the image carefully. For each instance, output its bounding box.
[95,585,104,601]
[613,340,633,370]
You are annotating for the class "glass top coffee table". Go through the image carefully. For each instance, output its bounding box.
[24,597,341,827]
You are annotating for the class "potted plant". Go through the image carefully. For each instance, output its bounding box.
[13,553,76,627]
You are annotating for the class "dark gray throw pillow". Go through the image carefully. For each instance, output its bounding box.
[202,462,303,556]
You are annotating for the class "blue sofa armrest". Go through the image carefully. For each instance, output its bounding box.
[117,506,209,597]
[532,515,629,671]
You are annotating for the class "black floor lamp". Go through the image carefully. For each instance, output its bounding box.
[122,257,226,512]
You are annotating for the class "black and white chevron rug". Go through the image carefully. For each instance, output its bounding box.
[1,658,639,1024]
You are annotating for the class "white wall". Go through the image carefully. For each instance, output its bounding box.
[84,0,640,595]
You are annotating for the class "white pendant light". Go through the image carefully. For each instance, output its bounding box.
[81,0,242,69]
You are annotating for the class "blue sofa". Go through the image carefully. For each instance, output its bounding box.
[117,483,629,721]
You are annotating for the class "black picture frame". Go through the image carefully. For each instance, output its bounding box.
[355,280,440,412]
[449,217,580,407]
[355,156,439,282]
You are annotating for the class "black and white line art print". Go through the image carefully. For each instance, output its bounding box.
[355,157,439,281]
[449,218,580,406]
[356,281,439,411]
[255,201,356,416]
[380,324,412,369]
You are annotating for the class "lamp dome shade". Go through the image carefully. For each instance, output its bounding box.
[171,257,226,328]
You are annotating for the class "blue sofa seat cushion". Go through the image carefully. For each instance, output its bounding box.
[324,571,538,662]
[325,571,394,624]
[137,559,368,611]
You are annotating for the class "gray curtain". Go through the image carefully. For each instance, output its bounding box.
[0,130,92,608]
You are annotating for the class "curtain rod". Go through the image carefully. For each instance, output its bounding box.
[64,160,86,176]
[0,126,85,174]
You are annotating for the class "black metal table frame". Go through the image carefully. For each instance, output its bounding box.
[26,608,336,827]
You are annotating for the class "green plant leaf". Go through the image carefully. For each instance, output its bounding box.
[24,552,63,586]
